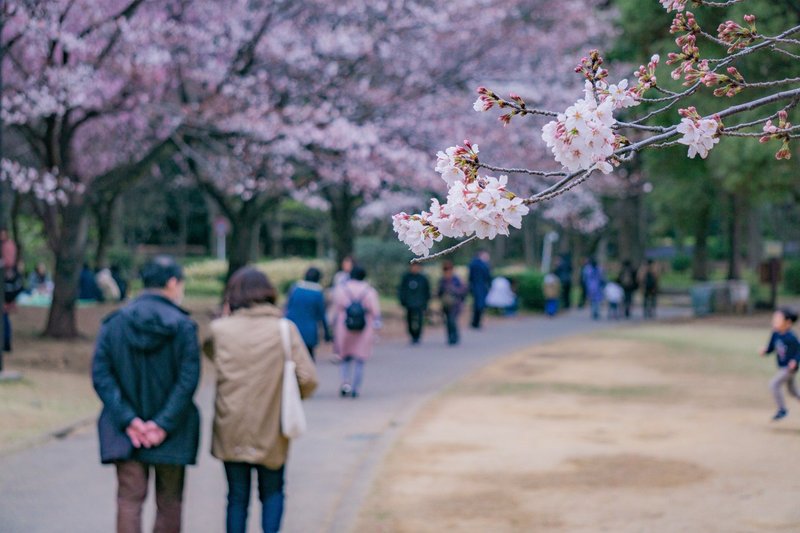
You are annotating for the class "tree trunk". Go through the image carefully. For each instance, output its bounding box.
[727,192,743,280]
[746,203,762,270]
[522,216,537,266]
[45,205,89,338]
[10,191,23,260]
[268,209,283,258]
[328,186,361,266]
[691,203,711,281]
[616,192,645,264]
[227,212,260,281]
[93,194,119,268]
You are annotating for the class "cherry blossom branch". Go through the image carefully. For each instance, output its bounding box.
[409,235,478,264]
[478,163,566,177]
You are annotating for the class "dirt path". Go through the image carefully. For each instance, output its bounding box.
[359,322,800,532]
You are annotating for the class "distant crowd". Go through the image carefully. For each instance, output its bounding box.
[544,255,660,321]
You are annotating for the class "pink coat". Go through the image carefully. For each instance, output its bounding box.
[332,280,381,360]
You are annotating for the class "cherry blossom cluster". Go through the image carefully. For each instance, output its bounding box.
[540,75,638,174]
[394,140,530,256]
[633,54,661,96]
[660,0,696,13]
[0,159,85,205]
[393,174,530,255]
[760,110,793,160]
[676,107,722,159]
[434,141,480,186]
[473,87,531,126]
[701,66,745,97]
[718,14,758,53]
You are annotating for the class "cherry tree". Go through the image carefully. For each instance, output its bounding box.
[245,0,611,265]
[0,0,276,337]
[394,0,800,262]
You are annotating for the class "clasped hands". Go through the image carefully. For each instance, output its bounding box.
[126,417,167,449]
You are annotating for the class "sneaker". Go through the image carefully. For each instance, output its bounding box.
[773,408,788,421]
[340,384,352,397]
[351,390,359,399]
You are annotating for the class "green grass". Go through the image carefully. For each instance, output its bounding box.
[453,381,670,398]
[600,323,770,377]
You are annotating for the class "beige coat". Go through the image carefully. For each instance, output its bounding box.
[205,304,318,469]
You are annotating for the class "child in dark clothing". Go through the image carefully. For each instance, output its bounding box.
[760,307,800,421]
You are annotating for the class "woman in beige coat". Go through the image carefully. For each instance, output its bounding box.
[205,267,317,533]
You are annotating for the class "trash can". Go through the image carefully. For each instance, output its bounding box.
[690,283,714,316]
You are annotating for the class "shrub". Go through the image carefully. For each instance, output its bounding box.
[354,237,415,296]
[671,254,691,273]
[784,260,800,295]
[503,269,545,311]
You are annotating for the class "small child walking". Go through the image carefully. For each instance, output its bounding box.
[761,307,800,421]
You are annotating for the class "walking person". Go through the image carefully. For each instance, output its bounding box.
[578,257,589,308]
[333,266,380,398]
[617,259,639,319]
[760,307,800,421]
[582,258,605,320]
[332,255,354,288]
[554,255,572,310]
[468,250,491,329]
[543,272,561,317]
[642,259,659,319]
[205,267,318,533]
[285,267,331,361]
[91,256,200,533]
[397,263,431,344]
[439,261,467,345]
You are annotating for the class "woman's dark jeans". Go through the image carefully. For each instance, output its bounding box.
[444,308,460,345]
[224,462,285,533]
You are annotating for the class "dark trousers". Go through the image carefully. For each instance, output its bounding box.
[224,462,285,533]
[623,290,635,318]
[560,281,571,309]
[644,292,657,319]
[116,461,185,533]
[444,308,460,345]
[4,312,11,352]
[471,301,485,329]
[405,307,424,342]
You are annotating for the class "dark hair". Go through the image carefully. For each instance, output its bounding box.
[305,267,322,283]
[140,255,183,289]
[350,265,367,281]
[225,267,277,312]
[779,307,799,323]
[442,260,454,272]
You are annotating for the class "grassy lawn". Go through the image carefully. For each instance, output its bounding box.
[360,318,795,532]
[0,369,99,454]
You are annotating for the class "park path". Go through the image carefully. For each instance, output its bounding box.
[0,307,686,532]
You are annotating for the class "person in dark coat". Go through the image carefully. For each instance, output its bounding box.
[468,250,492,329]
[92,255,200,533]
[79,263,103,301]
[617,259,639,319]
[285,267,331,361]
[554,255,572,310]
[439,261,468,345]
[397,263,431,344]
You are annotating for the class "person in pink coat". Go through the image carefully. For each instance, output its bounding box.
[332,265,381,398]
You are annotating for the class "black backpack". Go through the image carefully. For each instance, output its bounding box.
[344,287,368,331]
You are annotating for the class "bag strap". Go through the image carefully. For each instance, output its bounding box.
[279,319,292,363]
[342,283,367,306]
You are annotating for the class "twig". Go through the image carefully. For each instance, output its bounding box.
[410,235,477,264]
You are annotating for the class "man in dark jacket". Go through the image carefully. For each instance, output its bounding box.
[617,259,639,319]
[92,255,200,533]
[398,263,431,344]
[468,250,492,329]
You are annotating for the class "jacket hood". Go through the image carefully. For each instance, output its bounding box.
[120,293,188,353]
